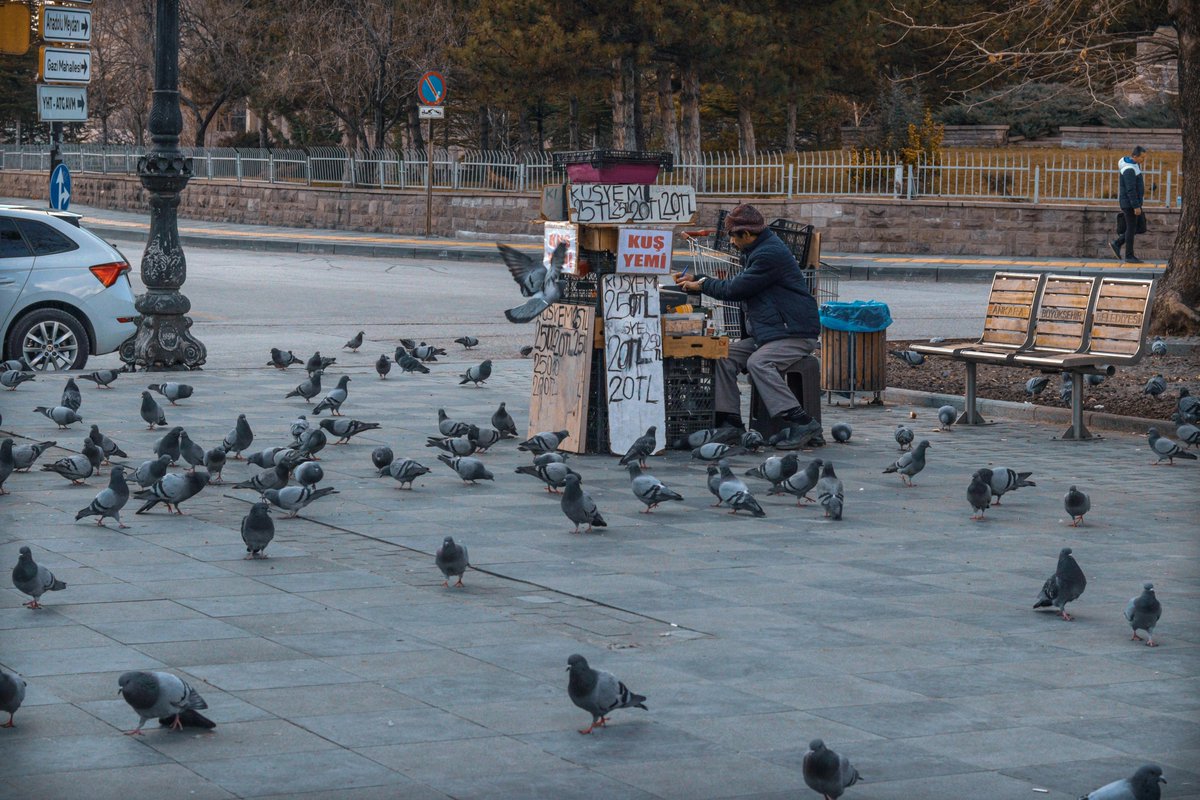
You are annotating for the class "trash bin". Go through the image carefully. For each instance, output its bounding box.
[819,301,893,406]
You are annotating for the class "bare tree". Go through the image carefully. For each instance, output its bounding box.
[89,0,155,145]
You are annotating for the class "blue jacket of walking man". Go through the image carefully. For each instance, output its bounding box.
[672,203,823,446]
[1111,145,1146,263]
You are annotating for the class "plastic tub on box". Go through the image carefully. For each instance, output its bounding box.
[553,150,674,185]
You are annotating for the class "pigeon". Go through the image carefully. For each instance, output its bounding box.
[1176,421,1200,448]
[61,377,82,411]
[499,243,546,297]
[118,671,212,735]
[504,241,567,323]
[395,348,430,374]
[88,425,127,464]
[11,440,55,472]
[286,369,323,403]
[79,368,122,388]
[1143,374,1166,398]
[619,426,658,468]
[179,431,205,471]
[232,463,290,495]
[894,424,914,451]
[975,467,1036,505]
[437,454,494,484]
[267,347,302,369]
[375,354,391,379]
[436,536,469,588]
[240,501,275,558]
[426,435,476,457]
[306,350,336,374]
[138,391,167,428]
[1177,388,1199,423]
[561,473,606,533]
[0,370,34,390]
[133,454,171,488]
[12,546,66,608]
[492,402,518,438]
[343,330,365,351]
[627,464,683,512]
[247,447,285,468]
[454,335,480,349]
[134,470,209,514]
[1064,485,1091,526]
[203,448,226,483]
[294,461,324,487]
[1034,546,1087,620]
[221,414,254,459]
[289,415,310,445]
[148,382,194,405]
[0,667,25,727]
[1150,335,1167,356]
[380,458,430,489]
[1078,764,1165,800]
[0,358,26,371]
[691,442,746,462]
[413,342,445,361]
[468,427,503,453]
[263,485,339,517]
[437,409,471,438]
[519,344,534,357]
[0,439,13,494]
[1147,426,1196,465]
[1086,373,1106,387]
[80,437,103,474]
[399,338,418,350]
[830,422,852,443]
[816,461,844,520]
[767,458,822,506]
[682,427,743,450]
[34,405,83,429]
[371,446,394,470]
[566,654,647,734]
[740,429,767,451]
[1025,375,1050,396]
[75,466,131,528]
[1125,582,1162,647]
[1060,372,1073,406]
[296,428,328,459]
[717,461,765,516]
[890,349,925,367]
[967,471,992,520]
[41,452,93,484]
[802,738,861,800]
[705,464,724,506]
[319,418,380,444]
[519,429,569,455]
[515,461,579,493]
[883,440,930,486]
[312,376,350,416]
[746,453,800,487]
[459,360,492,387]
[937,405,956,430]
[153,426,183,464]
[533,452,568,466]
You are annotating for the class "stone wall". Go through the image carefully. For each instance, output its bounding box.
[0,170,1179,260]
[839,125,1011,148]
[1059,127,1182,152]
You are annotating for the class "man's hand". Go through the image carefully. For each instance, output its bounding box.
[671,271,703,292]
[1134,207,1143,216]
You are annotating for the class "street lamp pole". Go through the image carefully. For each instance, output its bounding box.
[120,0,206,370]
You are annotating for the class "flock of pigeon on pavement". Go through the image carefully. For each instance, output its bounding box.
[0,316,1193,797]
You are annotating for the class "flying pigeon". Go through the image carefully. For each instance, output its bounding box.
[745,453,800,487]
[240,501,275,558]
[890,349,925,367]
[312,376,350,416]
[267,347,302,369]
[627,464,683,512]
[1150,335,1167,356]
[802,738,861,800]
[148,382,194,405]
[1064,485,1091,527]
[118,671,213,735]
[437,454,494,484]
[138,391,167,429]
[1147,426,1196,465]
[767,458,822,506]
[882,440,930,486]
[937,405,956,430]
[221,414,254,459]
[343,330,365,351]
[88,425,127,464]
[691,442,746,462]
[395,348,430,373]
[79,369,122,388]
[134,470,210,514]
[379,458,430,489]
[454,336,480,349]
[319,418,380,444]
[816,461,844,520]
[375,355,391,379]
[153,426,183,464]
[285,369,323,403]
[371,446,394,471]
[504,241,567,323]
[975,467,1036,505]
[1034,546,1087,620]
[518,429,569,455]
[263,485,339,517]
[294,461,324,487]
[203,448,226,483]
[34,405,83,429]
[830,422,852,443]
[459,360,492,387]
[716,461,765,516]
[619,426,658,468]
[967,471,992,520]
[1143,374,1166,398]
[61,377,82,411]
[561,473,606,533]
[0,370,34,390]
[1078,763,1165,800]
[894,424,914,451]
[492,402,518,438]
[41,452,93,484]
[436,536,469,588]
[12,546,66,608]
[75,466,131,528]
[133,454,171,488]
[0,667,25,727]
[1025,375,1049,396]
[1125,582,1162,647]
[566,654,647,734]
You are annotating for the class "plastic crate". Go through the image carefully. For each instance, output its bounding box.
[553,149,674,170]
[578,248,617,275]
[664,356,715,445]
[767,218,814,267]
[561,275,599,305]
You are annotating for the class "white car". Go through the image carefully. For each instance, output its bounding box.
[0,205,137,370]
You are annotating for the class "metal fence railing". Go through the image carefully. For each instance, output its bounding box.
[0,145,1178,207]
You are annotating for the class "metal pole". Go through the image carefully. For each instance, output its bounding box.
[425,118,433,236]
[48,122,63,208]
[1032,166,1040,204]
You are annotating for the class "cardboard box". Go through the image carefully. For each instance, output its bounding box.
[578,224,620,252]
[662,336,730,359]
[806,230,821,269]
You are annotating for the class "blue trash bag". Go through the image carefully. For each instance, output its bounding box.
[819,300,893,333]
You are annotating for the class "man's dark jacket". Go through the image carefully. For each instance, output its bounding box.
[1118,157,1145,210]
[699,229,820,345]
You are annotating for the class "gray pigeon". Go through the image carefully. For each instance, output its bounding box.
[395,348,430,373]
[263,485,339,518]
[247,447,285,468]
[319,418,381,444]
[802,738,861,800]
[437,454,494,484]
[816,461,844,520]
[286,369,323,403]
[883,440,930,486]
[977,467,1036,505]
[937,405,956,430]
[1125,583,1162,647]
[118,670,213,735]
[505,242,567,323]
[147,382,194,405]
[561,473,606,533]
[371,446,394,471]
[232,463,290,495]
[628,464,683,512]
[830,422,852,443]
[519,429,569,455]
[566,654,646,734]
[1034,546,1087,620]
[1143,374,1165,398]
[41,452,93,484]
[200,448,225,483]
[717,461,765,517]
[890,349,925,367]
[967,471,992,520]
[399,338,418,350]
[306,351,335,374]
[1087,372,1106,387]
[139,391,167,428]
[267,347,302,369]
[296,428,328,459]
[290,415,310,445]
[1025,375,1049,396]
[705,464,723,506]
[380,458,430,489]
[413,342,445,361]
[745,453,800,487]
[0,667,25,727]
[894,424,914,451]
[619,426,658,468]
[75,466,131,528]
[1078,764,1165,800]
[455,335,480,349]
[12,546,66,608]
[375,354,391,379]
[520,344,533,357]
[426,435,476,457]
[1176,421,1200,448]
[81,438,103,475]
[533,452,568,466]
[133,454,172,488]
[515,461,578,493]
[295,461,324,487]
[768,458,822,506]
[0,370,35,390]
[459,360,492,387]
[468,427,503,453]
[221,414,254,459]
[1064,485,1091,527]
[240,501,275,558]
[312,375,350,416]
[492,402,518,438]
[61,377,82,411]
[343,330,365,351]
[740,429,766,451]
[436,536,469,587]
[682,426,742,450]
[179,431,205,471]
[34,405,83,429]
[1060,371,1073,406]
[79,368,122,388]
[89,425,127,464]
[438,409,471,438]
[1150,336,1167,356]
[1177,388,1199,423]
[499,244,546,297]
[691,442,746,462]
[153,426,183,464]
[0,439,13,494]
[1147,426,1196,465]
[11,440,56,472]
[134,470,210,514]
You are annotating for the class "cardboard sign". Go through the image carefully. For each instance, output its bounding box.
[616,227,673,275]
[601,274,665,455]
[528,303,595,454]
[543,221,580,276]
[569,184,696,225]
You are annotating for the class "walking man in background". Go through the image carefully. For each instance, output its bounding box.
[1110,145,1147,264]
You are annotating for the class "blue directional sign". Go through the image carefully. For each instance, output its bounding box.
[418,71,445,106]
[49,163,71,210]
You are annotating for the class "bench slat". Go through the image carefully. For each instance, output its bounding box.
[1089,325,1141,341]
[1037,293,1091,310]
[1098,283,1152,299]
[984,316,1033,332]
[1033,334,1087,349]
[1094,296,1151,313]
[992,289,1037,304]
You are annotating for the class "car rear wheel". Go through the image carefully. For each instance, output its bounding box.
[6,308,90,371]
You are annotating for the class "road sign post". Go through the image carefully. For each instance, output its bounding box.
[417,72,446,238]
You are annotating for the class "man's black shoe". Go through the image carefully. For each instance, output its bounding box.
[771,419,822,449]
[1109,240,1122,260]
[714,412,746,431]
[1125,257,1144,264]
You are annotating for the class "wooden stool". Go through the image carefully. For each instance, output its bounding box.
[749,355,822,436]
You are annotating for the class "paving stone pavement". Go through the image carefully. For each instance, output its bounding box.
[0,358,1197,800]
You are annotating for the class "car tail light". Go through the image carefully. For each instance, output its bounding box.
[90,261,131,288]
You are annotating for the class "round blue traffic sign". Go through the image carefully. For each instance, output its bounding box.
[49,163,71,211]
[418,71,446,106]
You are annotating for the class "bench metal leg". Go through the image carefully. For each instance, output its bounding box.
[957,362,988,425]
[1061,372,1094,440]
